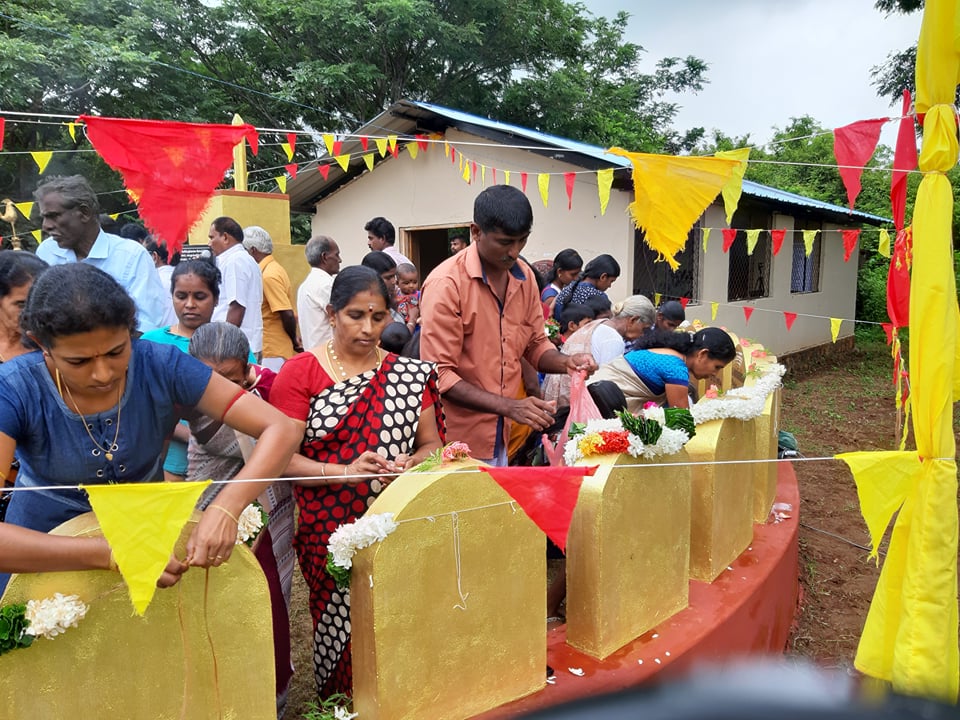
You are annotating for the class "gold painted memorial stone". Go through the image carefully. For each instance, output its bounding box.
[0,511,276,720]
[351,460,545,720]
[565,451,692,660]
[685,417,755,582]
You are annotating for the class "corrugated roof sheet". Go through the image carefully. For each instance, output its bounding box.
[286,99,890,225]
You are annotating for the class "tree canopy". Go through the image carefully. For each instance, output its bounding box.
[0,0,710,201]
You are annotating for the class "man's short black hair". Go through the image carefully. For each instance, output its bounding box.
[473,185,533,236]
[364,216,395,245]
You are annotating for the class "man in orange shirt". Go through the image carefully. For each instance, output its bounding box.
[243,226,302,370]
[420,185,596,465]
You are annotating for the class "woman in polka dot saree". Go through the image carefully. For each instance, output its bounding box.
[270,266,444,697]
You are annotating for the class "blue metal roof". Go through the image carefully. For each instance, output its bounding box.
[408,100,890,226]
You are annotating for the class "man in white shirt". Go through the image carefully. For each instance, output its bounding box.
[364,216,411,267]
[208,216,263,355]
[297,235,341,349]
[34,175,168,333]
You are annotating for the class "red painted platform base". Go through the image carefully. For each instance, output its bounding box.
[478,460,800,719]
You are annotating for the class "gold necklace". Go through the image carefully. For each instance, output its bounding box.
[56,368,123,462]
[325,339,381,380]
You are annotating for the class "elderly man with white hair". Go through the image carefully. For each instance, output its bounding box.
[243,225,301,370]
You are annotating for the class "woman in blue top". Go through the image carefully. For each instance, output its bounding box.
[0,264,300,593]
[552,254,620,321]
[587,327,736,415]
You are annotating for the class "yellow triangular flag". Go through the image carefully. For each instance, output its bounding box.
[606,148,739,270]
[323,134,335,155]
[15,202,33,220]
[711,301,719,321]
[66,122,78,142]
[538,173,550,208]
[275,175,287,193]
[504,170,511,186]
[31,229,42,242]
[387,135,398,153]
[702,227,711,252]
[830,317,843,343]
[481,165,486,185]
[231,113,248,192]
[654,292,661,306]
[803,229,818,256]
[444,142,450,158]
[462,162,471,183]
[362,153,375,171]
[31,151,53,174]
[458,154,464,173]
[84,480,211,615]
[335,154,350,172]
[281,142,294,161]
[108,213,119,220]
[407,143,419,160]
[597,168,614,216]
[836,450,919,559]
[715,147,751,225]
[878,228,891,258]
[745,229,761,256]
[375,137,388,158]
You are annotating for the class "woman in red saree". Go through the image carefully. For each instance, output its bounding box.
[270,266,444,697]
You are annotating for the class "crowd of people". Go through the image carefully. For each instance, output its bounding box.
[0,175,737,712]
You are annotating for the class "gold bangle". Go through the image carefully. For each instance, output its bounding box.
[210,504,239,525]
[108,549,119,572]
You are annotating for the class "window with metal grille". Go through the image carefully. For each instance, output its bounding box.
[727,209,772,302]
[633,220,702,303]
[790,220,823,293]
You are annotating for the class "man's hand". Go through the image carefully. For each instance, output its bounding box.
[565,352,598,376]
[506,396,557,431]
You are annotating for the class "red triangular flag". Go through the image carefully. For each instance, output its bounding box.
[679,297,690,309]
[722,228,737,253]
[286,132,297,157]
[284,163,298,179]
[79,115,259,253]
[521,172,528,193]
[784,311,797,331]
[416,134,428,151]
[390,143,399,159]
[771,228,786,256]
[881,322,895,345]
[564,172,576,210]
[833,118,886,210]
[471,161,478,180]
[890,90,918,231]
[0,117,5,151]
[480,466,597,552]
[492,167,498,185]
[887,227,911,327]
[332,140,342,156]
[451,148,457,165]
[360,136,369,151]
[318,164,330,180]
[841,228,860,262]
[743,306,754,323]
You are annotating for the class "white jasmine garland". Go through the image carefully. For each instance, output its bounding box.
[327,513,399,571]
[641,406,666,425]
[564,418,690,465]
[689,364,785,425]
[24,593,88,640]
[235,503,266,545]
[334,707,359,720]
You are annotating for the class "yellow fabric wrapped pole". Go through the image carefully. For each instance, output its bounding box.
[850,0,960,702]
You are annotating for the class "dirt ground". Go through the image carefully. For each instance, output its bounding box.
[283,339,917,717]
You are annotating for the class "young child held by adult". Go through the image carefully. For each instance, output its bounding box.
[396,263,420,332]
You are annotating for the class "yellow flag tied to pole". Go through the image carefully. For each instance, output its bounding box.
[84,480,211,615]
[716,147,751,225]
[850,0,960,702]
[597,168,613,215]
[231,114,248,192]
[606,148,739,269]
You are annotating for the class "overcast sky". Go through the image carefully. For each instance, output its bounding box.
[581,0,922,147]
